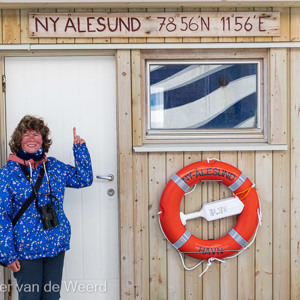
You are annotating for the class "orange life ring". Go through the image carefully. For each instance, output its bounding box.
[158,159,260,260]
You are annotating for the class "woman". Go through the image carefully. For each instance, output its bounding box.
[0,115,93,300]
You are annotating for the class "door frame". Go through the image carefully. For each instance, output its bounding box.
[0,49,133,300]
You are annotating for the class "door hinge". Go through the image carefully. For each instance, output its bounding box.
[2,75,6,93]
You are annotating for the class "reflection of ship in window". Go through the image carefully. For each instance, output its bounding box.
[149,63,258,130]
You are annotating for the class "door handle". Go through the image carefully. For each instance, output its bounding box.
[96,174,114,181]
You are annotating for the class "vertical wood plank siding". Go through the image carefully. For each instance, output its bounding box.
[237,152,255,300]
[116,49,134,299]
[290,48,300,300]
[1,7,299,300]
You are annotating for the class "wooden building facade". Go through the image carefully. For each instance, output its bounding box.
[0,1,299,300]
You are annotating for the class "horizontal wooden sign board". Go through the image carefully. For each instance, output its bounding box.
[29,12,280,38]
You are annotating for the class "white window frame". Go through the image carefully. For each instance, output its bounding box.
[132,48,288,152]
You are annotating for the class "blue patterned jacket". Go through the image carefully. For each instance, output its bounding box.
[0,143,93,265]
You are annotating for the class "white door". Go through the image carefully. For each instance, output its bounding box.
[4,55,120,300]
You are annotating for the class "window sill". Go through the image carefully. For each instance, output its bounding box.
[133,143,288,152]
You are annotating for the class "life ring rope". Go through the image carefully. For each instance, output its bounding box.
[184,184,197,195]
[234,183,255,200]
[158,158,262,277]
[159,202,262,277]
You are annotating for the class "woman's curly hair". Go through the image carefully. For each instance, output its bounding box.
[9,115,52,154]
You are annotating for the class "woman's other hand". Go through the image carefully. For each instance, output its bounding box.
[73,127,85,145]
[8,260,21,272]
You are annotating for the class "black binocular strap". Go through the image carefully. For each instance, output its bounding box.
[12,165,45,227]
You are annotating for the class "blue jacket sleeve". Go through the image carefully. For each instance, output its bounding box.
[65,143,93,188]
[0,175,18,265]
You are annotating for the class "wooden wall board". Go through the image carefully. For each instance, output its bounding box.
[0,11,2,44]
[269,48,288,145]
[273,7,290,42]
[219,152,238,300]
[2,9,20,44]
[291,7,300,41]
[166,152,185,300]
[183,152,203,300]
[148,152,167,300]
[273,151,290,300]
[131,50,143,146]
[116,50,135,299]
[290,48,300,300]
[133,152,149,300]
[237,151,255,300]
[202,152,220,300]
[255,151,273,300]
[21,9,38,43]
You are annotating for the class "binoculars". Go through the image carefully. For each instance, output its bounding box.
[39,202,59,230]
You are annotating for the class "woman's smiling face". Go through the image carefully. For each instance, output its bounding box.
[21,130,43,153]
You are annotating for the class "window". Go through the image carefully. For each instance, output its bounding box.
[149,62,259,131]
[130,48,286,150]
[146,59,266,142]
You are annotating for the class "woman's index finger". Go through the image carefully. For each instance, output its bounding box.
[73,127,77,140]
